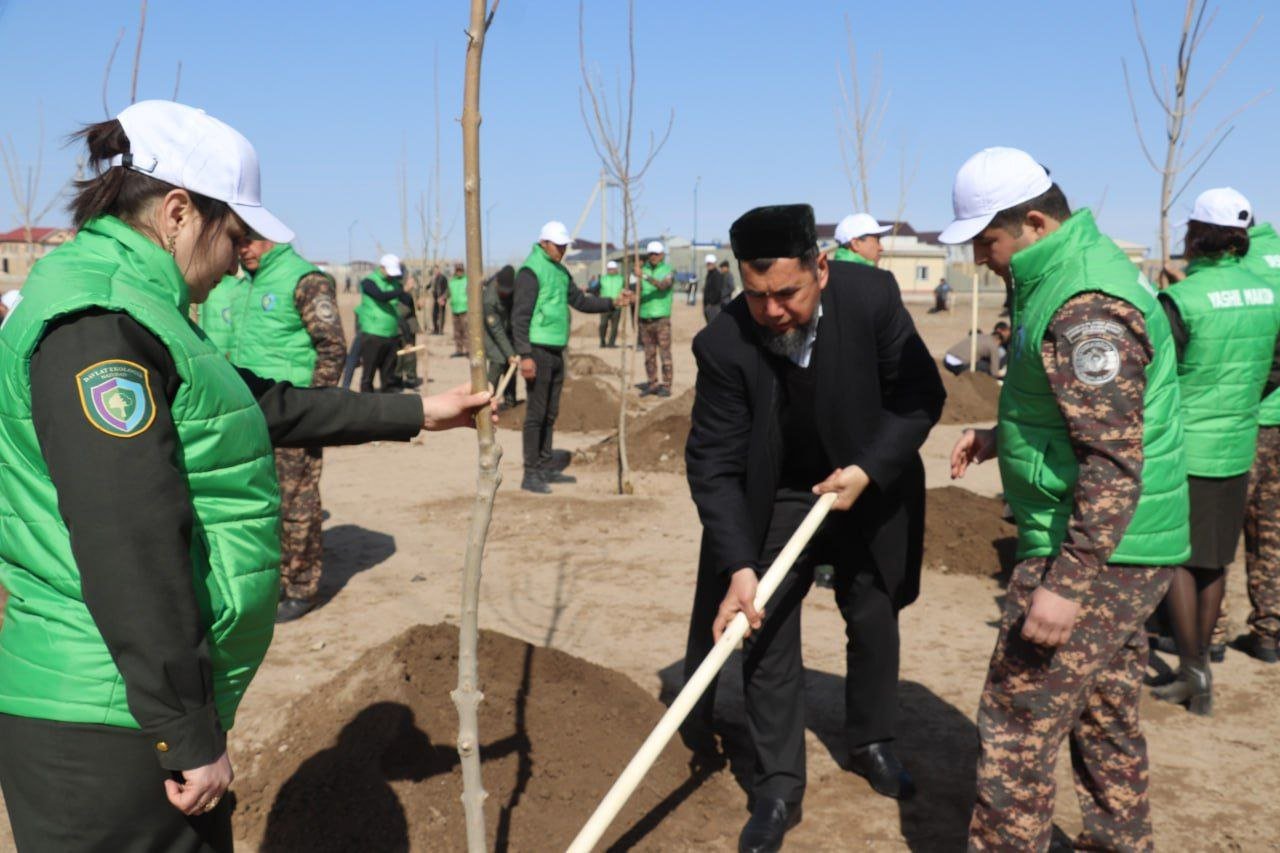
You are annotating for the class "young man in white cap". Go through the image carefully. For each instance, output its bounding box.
[946,147,1189,851]
[513,221,631,492]
[597,259,626,347]
[635,240,676,395]
[701,253,727,324]
[355,253,413,391]
[832,212,891,266]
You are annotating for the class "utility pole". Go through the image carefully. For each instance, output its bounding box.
[347,218,358,288]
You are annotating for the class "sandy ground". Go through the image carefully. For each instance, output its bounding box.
[2,290,1277,851]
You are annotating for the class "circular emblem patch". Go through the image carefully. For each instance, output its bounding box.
[314,297,337,323]
[1072,338,1121,386]
[220,307,232,325]
[261,293,277,311]
[76,359,156,438]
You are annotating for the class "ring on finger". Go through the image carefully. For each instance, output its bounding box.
[202,796,220,814]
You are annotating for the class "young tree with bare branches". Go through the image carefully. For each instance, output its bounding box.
[578,0,673,495]
[836,13,887,213]
[1122,0,1268,272]
[0,106,69,270]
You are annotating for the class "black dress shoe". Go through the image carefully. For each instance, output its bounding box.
[848,741,916,800]
[738,798,801,853]
[542,470,577,485]
[546,449,573,472]
[520,470,550,494]
[1243,633,1279,664]
[275,597,315,624]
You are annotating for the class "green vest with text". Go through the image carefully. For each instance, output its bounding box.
[598,272,624,300]
[1163,252,1280,477]
[833,246,874,266]
[639,261,674,319]
[1246,223,1280,426]
[199,273,248,359]
[230,243,322,387]
[521,243,572,348]
[999,209,1189,564]
[0,215,281,731]
[449,275,469,314]
[355,268,401,337]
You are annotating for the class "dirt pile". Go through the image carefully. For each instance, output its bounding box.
[233,624,738,851]
[578,387,695,474]
[923,486,1017,578]
[497,375,636,432]
[566,351,619,377]
[939,367,1001,425]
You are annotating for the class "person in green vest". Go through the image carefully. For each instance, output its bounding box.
[0,100,493,851]
[1151,187,1280,708]
[483,265,519,409]
[635,240,676,396]
[513,220,632,493]
[945,147,1189,851]
[355,254,413,391]
[597,259,625,347]
[447,261,470,357]
[196,271,248,358]
[233,237,349,623]
[832,212,890,266]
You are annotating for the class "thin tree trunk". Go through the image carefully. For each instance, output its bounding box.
[453,1,498,849]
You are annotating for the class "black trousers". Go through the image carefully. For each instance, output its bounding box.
[431,300,447,334]
[682,491,901,804]
[522,345,564,471]
[0,713,232,852]
[599,309,621,346]
[359,333,399,392]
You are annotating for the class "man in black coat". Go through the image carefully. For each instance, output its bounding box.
[682,205,944,852]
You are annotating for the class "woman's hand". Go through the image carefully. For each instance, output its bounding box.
[421,383,496,430]
[165,751,233,816]
[950,428,997,479]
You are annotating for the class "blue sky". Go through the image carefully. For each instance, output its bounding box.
[0,0,1275,266]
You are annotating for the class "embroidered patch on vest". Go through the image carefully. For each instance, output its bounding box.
[76,360,156,438]
[261,293,277,311]
[1071,338,1121,386]
[314,296,337,323]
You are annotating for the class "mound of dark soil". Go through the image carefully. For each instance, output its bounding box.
[923,486,1017,578]
[497,375,635,432]
[233,624,738,851]
[578,388,694,474]
[939,368,1001,425]
[566,351,619,377]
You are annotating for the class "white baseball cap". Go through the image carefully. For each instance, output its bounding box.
[646,240,665,255]
[538,220,572,246]
[380,253,403,276]
[110,100,293,243]
[606,260,619,270]
[1187,187,1252,228]
[704,253,718,264]
[834,213,890,244]
[939,147,1053,244]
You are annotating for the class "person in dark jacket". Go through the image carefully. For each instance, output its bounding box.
[483,265,519,409]
[701,253,726,324]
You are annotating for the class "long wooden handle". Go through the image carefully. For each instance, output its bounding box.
[396,343,428,357]
[566,492,838,853]
[493,361,518,400]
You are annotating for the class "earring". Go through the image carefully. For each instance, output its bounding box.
[167,234,177,255]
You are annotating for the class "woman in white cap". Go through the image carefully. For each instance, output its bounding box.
[0,101,491,850]
[1153,187,1280,713]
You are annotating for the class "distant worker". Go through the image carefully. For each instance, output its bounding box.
[513,221,632,493]
[197,270,248,358]
[1152,187,1280,711]
[701,253,726,324]
[832,212,890,267]
[597,259,625,347]
[929,277,953,313]
[446,263,469,357]
[942,322,1010,376]
[430,264,448,335]
[718,259,735,301]
[635,240,676,397]
[233,237,348,622]
[394,268,423,391]
[483,265,519,409]
[356,254,413,392]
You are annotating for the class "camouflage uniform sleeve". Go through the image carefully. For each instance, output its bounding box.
[295,272,347,388]
[1039,292,1151,601]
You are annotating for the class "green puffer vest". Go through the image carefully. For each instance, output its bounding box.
[355,269,401,337]
[833,246,874,266]
[199,273,248,359]
[521,243,572,347]
[1246,223,1280,426]
[0,215,281,731]
[598,272,624,300]
[448,275,469,314]
[999,209,1189,564]
[231,243,321,387]
[639,261,674,319]
[1163,253,1280,477]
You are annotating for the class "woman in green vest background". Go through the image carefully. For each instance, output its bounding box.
[447,262,470,357]
[354,254,412,392]
[0,101,491,851]
[1153,187,1280,713]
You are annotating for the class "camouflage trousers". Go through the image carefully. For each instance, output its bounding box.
[1243,425,1280,639]
[452,311,469,355]
[970,558,1172,853]
[276,446,324,601]
[639,317,673,388]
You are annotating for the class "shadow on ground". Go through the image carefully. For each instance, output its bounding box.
[315,524,396,609]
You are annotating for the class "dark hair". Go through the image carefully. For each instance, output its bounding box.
[1184,220,1250,260]
[494,265,515,303]
[994,321,1010,332]
[742,245,820,275]
[69,119,234,251]
[718,260,730,269]
[988,183,1072,236]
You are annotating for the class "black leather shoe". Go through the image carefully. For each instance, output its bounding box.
[275,597,315,624]
[520,470,550,494]
[848,741,916,800]
[1243,633,1279,664]
[543,471,577,485]
[738,798,801,853]
[546,449,573,472]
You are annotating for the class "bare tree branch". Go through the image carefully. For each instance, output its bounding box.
[130,0,147,105]
[102,27,125,117]
[172,60,182,101]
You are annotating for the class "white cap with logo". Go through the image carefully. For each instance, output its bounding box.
[606,260,619,270]
[939,147,1053,244]
[110,100,293,243]
[380,253,403,276]
[538,220,572,247]
[705,253,718,264]
[834,213,890,244]
[646,240,665,255]
[1187,187,1252,228]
